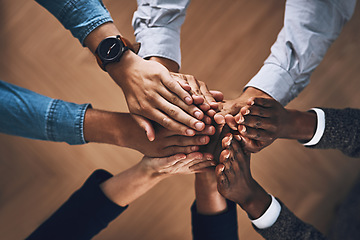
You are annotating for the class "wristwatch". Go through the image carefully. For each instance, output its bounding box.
[95,35,138,71]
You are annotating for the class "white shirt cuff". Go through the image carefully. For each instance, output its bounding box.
[251,195,281,229]
[303,108,325,146]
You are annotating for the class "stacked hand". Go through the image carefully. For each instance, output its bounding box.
[215,133,271,219]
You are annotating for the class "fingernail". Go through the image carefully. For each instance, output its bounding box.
[195,122,204,131]
[237,115,244,124]
[176,154,186,160]
[250,100,255,105]
[241,125,246,133]
[185,96,192,104]
[200,136,207,143]
[234,135,242,141]
[194,111,202,119]
[225,152,231,159]
[244,109,250,115]
[226,135,233,146]
[186,129,195,136]
[220,165,225,171]
[191,146,199,151]
[206,154,214,160]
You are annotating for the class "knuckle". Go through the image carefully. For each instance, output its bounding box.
[255,120,262,127]
[168,107,178,117]
[162,117,172,128]
[170,95,178,104]
[165,79,177,89]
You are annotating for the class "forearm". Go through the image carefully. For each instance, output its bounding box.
[100,161,166,206]
[237,181,272,220]
[0,80,89,145]
[246,0,356,105]
[195,172,227,214]
[83,109,132,147]
[280,109,317,141]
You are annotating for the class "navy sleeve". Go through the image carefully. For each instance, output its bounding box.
[27,169,127,240]
[191,199,239,240]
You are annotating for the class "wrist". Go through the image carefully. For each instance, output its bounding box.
[106,50,143,86]
[195,172,227,214]
[83,108,127,147]
[237,182,271,220]
[284,109,317,141]
[84,22,121,53]
[242,87,272,100]
[148,56,179,73]
[137,159,169,182]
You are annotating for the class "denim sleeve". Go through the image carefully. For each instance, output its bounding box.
[35,0,113,45]
[245,0,356,106]
[132,0,190,67]
[0,80,91,145]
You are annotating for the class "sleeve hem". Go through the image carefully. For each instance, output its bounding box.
[245,63,296,106]
[251,195,281,229]
[135,27,181,67]
[303,108,325,146]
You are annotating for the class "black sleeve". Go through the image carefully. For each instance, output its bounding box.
[306,108,360,158]
[253,199,327,240]
[27,169,127,240]
[191,199,239,240]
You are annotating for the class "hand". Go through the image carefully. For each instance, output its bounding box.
[83,23,207,141]
[83,109,216,157]
[215,134,271,219]
[141,152,216,176]
[100,152,215,207]
[107,52,207,141]
[126,119,216,157]
[170,73,224,118]
[235,97,291,153]
[213,87,272,127]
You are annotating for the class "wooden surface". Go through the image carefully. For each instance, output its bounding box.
[0,0,359,239]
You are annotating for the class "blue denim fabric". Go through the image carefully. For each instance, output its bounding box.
[0,80,91,145]
[35,0,113,45]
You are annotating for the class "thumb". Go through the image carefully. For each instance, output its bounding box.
[133,115,156,141]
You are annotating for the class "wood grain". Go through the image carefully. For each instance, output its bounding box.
[0,0,359,239]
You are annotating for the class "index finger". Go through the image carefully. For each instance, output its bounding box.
[247,97,278,108]
[162,71,193,105]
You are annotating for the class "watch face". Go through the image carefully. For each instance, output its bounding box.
[98,37,123,61]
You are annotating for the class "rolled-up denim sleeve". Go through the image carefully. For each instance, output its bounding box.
[132,0,190,67]
[0,80,91,145]
[245,0,356,106]
[35,0,113,45]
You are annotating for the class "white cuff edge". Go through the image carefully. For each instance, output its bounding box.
[303,108,325,146]
[251,195,281,229]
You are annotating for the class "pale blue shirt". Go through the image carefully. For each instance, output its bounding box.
[133,0,356,105]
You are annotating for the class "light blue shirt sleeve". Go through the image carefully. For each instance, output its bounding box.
[0,80,91,145]
[132,0,191,67]
[35,0,113,46]
[245,0,356,106]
